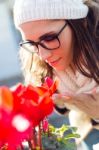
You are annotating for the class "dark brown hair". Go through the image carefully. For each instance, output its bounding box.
[66,4,99,84]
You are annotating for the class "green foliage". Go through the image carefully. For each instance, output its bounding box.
[42,124,80,150]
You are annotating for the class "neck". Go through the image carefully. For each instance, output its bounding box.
[69,63,76,75]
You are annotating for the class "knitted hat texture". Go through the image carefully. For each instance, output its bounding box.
[14,0,89,27]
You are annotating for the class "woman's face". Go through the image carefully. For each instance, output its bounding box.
[19,20,74,71]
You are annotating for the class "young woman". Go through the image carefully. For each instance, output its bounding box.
[13,0,99,149]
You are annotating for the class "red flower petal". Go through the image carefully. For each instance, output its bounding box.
[45,77,53,88]
[0,86,13,111]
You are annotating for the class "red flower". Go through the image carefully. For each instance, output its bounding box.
[0,87,32,150]
[0,77,57,149]
[12,77,57,126]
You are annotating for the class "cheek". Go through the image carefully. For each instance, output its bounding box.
[60,30,74,62]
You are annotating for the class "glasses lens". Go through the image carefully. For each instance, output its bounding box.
[21,43,38,53]
[20,35,60,53]
[41,36,60,50]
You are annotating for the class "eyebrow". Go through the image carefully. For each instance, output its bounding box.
[26,31,56,42]
[38,31,57,41]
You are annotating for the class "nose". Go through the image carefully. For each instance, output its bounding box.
[38,46,52,61]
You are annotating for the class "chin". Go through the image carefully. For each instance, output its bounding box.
[53,66,66,71]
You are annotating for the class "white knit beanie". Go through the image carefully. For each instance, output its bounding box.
[14,0,89,28]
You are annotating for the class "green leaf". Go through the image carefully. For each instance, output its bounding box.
[64,133,80,140]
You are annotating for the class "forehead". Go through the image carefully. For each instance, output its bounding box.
[19,20,64,39]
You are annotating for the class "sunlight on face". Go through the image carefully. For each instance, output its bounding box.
[19,20,74,71]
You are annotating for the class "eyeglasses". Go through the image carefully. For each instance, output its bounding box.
[19,21,68,53]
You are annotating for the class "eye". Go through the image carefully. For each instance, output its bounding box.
[43,34,57,42]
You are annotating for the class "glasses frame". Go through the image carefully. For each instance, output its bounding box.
[20,21,68,53]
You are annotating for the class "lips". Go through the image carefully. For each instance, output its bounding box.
[49,57,61,66]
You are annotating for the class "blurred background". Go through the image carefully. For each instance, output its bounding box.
[0,0,23,87]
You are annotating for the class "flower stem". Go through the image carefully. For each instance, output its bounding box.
[28,128,36,149]
[36,124,42,150]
